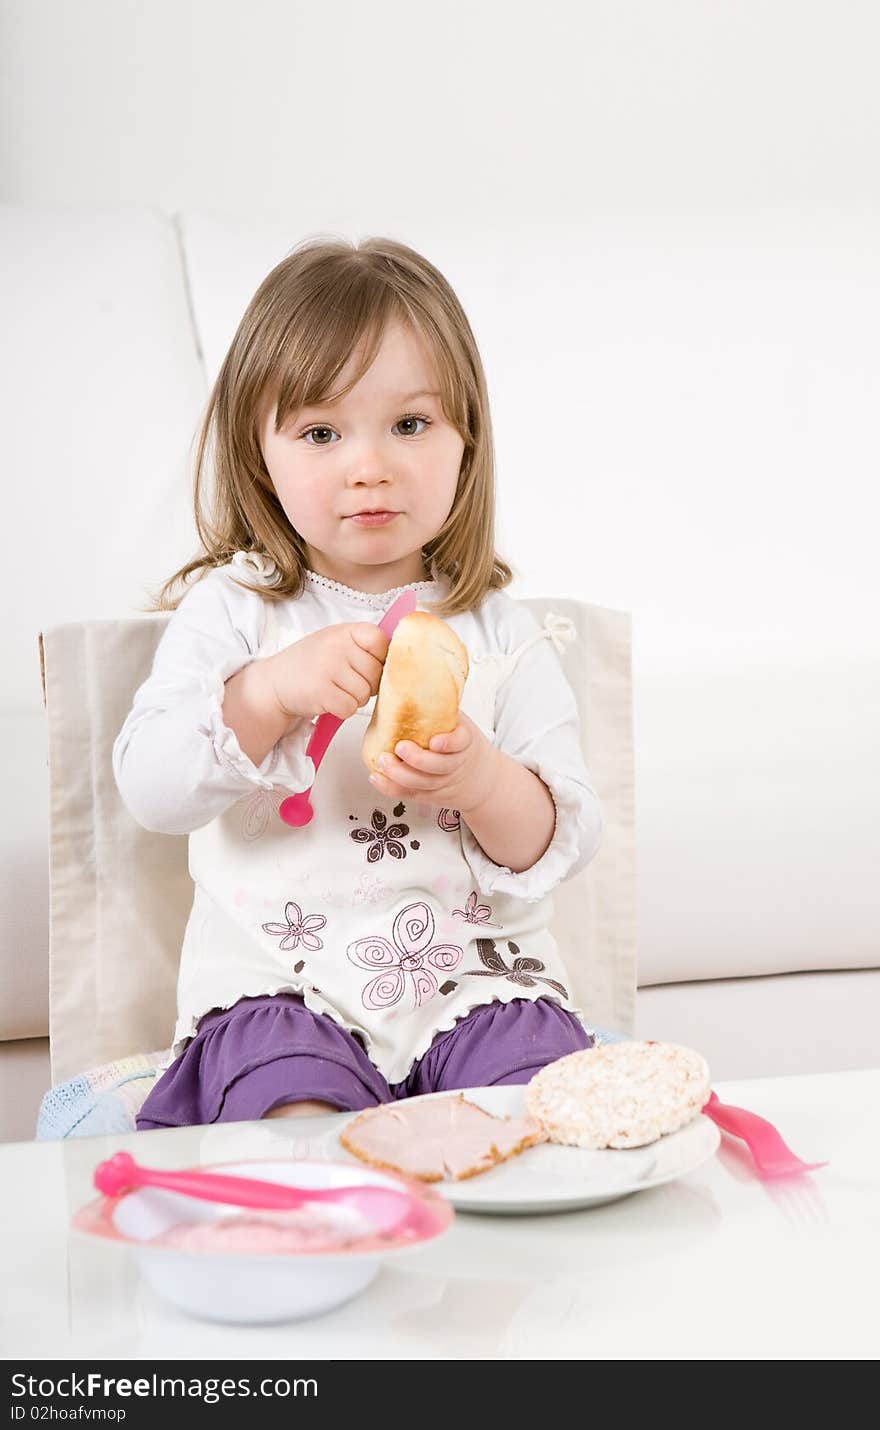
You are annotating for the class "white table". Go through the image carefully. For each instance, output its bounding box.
[1,1069,877,1361]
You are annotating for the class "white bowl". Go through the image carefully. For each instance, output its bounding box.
[72,1158,453,1324]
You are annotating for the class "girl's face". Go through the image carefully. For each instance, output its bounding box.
[259,319,465,593]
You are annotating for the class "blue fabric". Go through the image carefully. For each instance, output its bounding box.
[36,1058,165,1141]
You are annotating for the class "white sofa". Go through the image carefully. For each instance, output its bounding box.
[2,204,877,1142]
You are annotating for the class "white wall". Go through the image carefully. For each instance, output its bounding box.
[2,1,878,217]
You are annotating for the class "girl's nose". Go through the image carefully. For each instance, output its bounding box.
[346,453,394,484]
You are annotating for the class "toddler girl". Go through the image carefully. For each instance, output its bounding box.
[113,235,604,1129]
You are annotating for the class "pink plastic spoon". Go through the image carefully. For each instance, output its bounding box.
[94,1151,416,1232]
[278,588,418,827]
[701,1091,828,1179]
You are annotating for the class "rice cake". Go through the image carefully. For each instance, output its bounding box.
[525,1041,711,1150]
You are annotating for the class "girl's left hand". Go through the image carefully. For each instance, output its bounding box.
[369,711,498,816]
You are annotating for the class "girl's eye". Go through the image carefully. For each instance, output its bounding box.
[300,425,338,446]
[395,414,431,437]
[299,414,432,445]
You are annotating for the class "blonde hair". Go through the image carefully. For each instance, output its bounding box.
[156,234,514,618]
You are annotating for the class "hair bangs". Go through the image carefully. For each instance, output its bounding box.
[270,274,403,432]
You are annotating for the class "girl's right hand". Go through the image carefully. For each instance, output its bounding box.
[266,623,390,723]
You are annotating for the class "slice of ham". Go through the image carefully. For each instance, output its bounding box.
[340,1093,549,1182]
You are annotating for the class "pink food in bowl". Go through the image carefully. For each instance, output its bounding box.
[151,1206,374,1255]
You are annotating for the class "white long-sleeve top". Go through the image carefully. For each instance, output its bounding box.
[113,555,604,1083]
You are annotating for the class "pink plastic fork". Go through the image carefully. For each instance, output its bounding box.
[278,588,418,827]
[702,1091,828,1179]
[94,1151,415,1232]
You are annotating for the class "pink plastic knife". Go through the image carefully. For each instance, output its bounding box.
[278,589,418,827]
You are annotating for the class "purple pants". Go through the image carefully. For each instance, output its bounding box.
[135,993,593,1131]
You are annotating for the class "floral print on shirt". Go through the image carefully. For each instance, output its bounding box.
[452,890,502,928]
[462,938,569,998]
[350,805,410,862]
[261,900,327,952]
[240,787,286,841]
[347,901,463,1011]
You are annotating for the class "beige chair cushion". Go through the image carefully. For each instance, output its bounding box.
[41,600,635,1085]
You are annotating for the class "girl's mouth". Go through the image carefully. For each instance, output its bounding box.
[349,511,400,526]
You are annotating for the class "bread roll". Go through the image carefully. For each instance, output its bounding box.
[361,611,469,774]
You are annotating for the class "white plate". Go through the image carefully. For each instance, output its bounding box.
[325,1086,720,1215]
